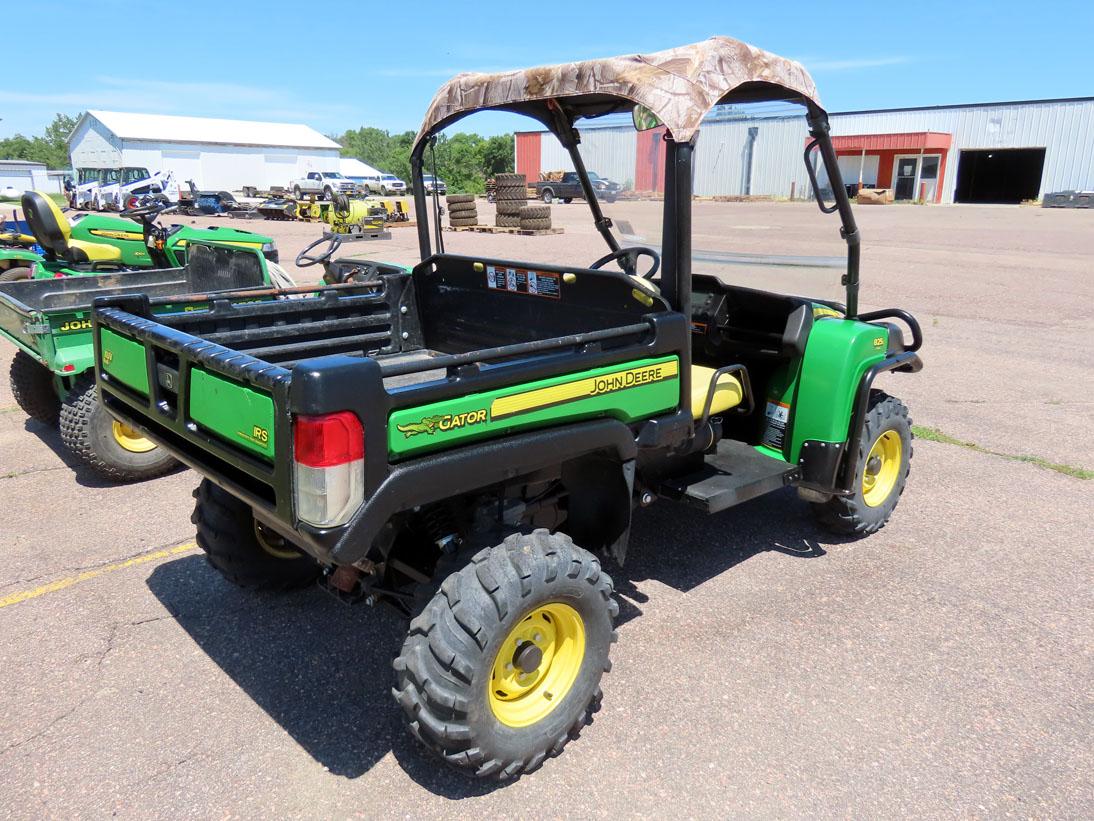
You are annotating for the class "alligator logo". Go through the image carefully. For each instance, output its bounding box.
[396,409,488,439]
[396,415,447,438]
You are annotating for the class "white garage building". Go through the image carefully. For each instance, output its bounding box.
[68,110,343,191]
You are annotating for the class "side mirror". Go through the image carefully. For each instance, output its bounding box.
[632,104,662,132]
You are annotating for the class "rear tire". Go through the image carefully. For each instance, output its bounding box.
[393,530,617,780]
[58,375,179,482]
[10,351,60,425]
[540,189,554,204]
[192,479,321,590]
[812,391,912,535]
[293,185,303,199]
[0,266,33,282]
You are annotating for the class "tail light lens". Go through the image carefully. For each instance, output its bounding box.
[293,411,364,528]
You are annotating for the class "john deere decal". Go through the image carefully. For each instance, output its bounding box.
[490,360,678,420]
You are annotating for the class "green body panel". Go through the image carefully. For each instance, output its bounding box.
[388,355,681,459]
[189,368,276,460]
[786,318,889,461]
[99,328,150,395]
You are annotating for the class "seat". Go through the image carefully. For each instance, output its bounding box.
[690,365,744,419]
[20,191,122,264]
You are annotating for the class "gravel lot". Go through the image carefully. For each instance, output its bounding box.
[1,201,1091,817]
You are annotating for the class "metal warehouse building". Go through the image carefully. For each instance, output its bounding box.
[0,160,65,195]
[515,97,1094,204]
[68,110,342,192]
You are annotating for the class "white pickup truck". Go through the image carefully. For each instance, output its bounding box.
[291,171,357,200]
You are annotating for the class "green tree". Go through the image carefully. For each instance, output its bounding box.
[335,126,515,195]
[0,113,80,169]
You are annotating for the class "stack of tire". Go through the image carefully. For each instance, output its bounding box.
[518,204,552,231]
[447,194,478,227]
[494,173,527,228]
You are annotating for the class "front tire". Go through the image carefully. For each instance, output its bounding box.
[58,375,179,482]
[192,479,321,590]
[812,391,912,535]
[10,351,60,424]
[394,530,617,780]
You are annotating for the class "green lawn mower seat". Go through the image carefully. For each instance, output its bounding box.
[21,191,122,264]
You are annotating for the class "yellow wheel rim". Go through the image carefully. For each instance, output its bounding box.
[111,420,157,453]
[862,430,903,507]
[253,522,302,560]
[489,602,586,728]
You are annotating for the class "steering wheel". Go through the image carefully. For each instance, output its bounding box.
[121,196,172,220]
[589,246,660,279]
[296,234,342,268]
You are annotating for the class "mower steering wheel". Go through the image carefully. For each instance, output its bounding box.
[121,197,171,219]
[296,234,342,268]
[589,246,660,279]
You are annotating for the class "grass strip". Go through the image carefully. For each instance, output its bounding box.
[912,425,1093,480]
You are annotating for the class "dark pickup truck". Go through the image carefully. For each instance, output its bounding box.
[531,171,622,204]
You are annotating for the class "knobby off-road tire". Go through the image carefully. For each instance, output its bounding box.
[447,201,478,214]
[519,218,553,231]
[812,391,913,535]
[191,479,321,590]
[496,200,526,216]
[450,216,479,227]
[494,184,527,200]
[496,214,521,228]
[518,205,550,220]
[0,266,33,282]
[10,350,60,425]
[494,173,526,187]
[446,193,475,205]
[393,530,618,780]
[58,375,178,482]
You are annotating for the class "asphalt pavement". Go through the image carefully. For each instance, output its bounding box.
[0,202,1091,817]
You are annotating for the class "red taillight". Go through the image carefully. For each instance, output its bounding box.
[293,412,364,467]
[292,412,365,528]
[127,196,139,209]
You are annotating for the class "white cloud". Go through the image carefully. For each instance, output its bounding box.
[801,56,912,72]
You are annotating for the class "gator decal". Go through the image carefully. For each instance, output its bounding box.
[397,410,488,438]
[388,355,680,458]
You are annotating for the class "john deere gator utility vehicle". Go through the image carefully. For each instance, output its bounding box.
[91,37,922,778]
[2,199,290,482]
[0,191,277,281]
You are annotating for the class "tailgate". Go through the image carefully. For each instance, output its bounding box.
[93,301,293,515]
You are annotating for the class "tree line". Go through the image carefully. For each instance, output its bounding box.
[335,127,514,194]
[0,113,78,170]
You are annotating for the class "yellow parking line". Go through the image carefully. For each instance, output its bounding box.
[0,542,197,610]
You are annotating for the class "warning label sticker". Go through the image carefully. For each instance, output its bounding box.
[761,400,790,450]
[485,266,560,299]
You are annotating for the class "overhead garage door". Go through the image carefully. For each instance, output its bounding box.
[955,148,1046,204]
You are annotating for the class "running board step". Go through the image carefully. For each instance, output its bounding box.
[659,440,800,514]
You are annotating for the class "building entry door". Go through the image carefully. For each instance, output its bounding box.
[894,156,919,200]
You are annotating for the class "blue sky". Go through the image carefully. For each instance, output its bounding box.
[4,0,1091,139]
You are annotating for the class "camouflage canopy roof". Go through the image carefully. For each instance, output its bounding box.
[414,36,821,150]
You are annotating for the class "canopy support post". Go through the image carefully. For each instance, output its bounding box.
[807,107,861,318]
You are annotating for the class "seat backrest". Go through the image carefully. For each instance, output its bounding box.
[21,191,71,259]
